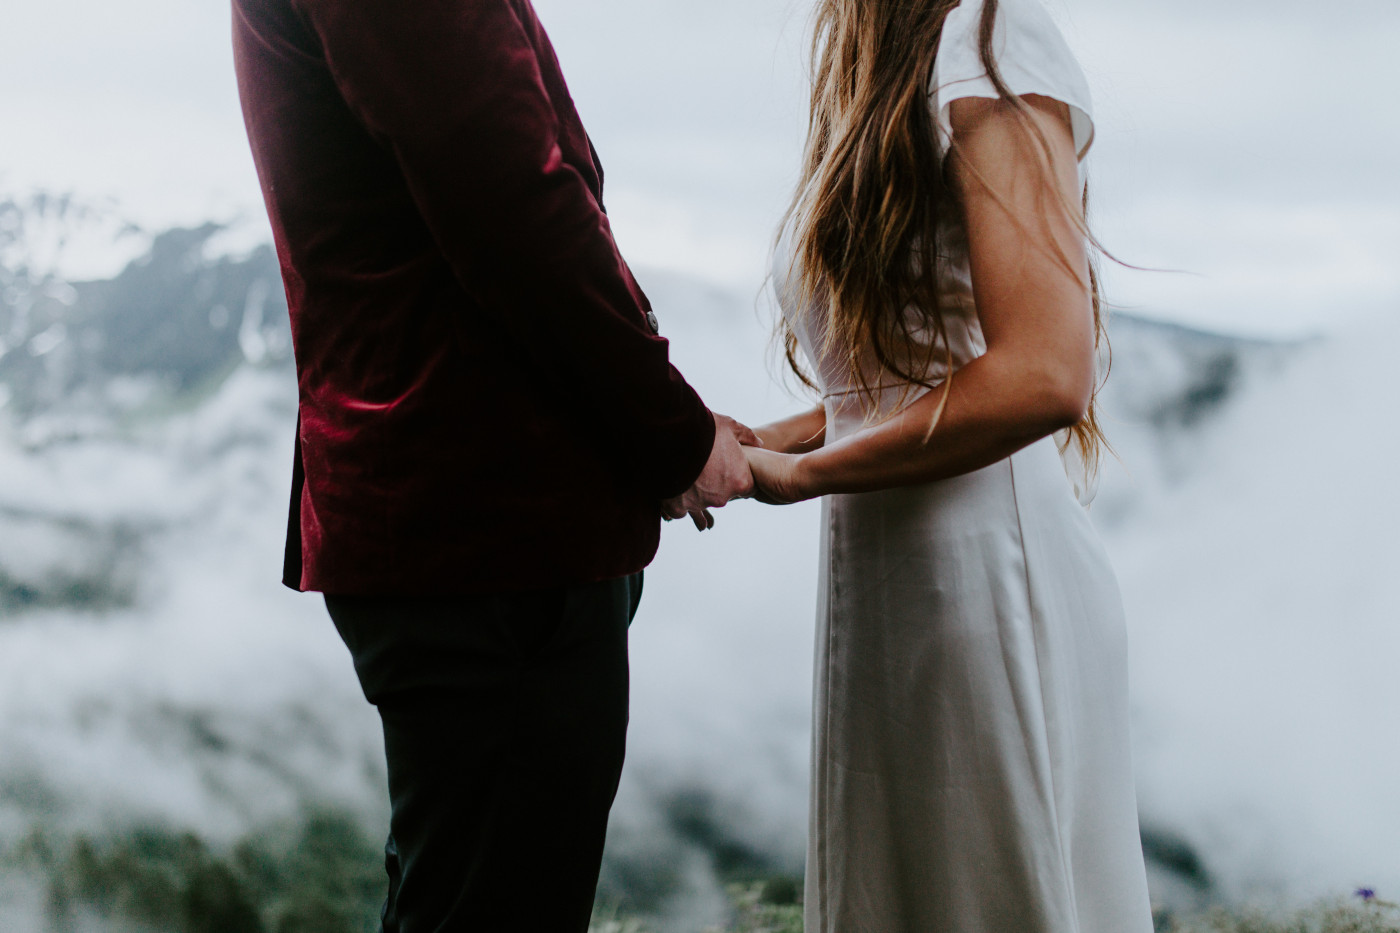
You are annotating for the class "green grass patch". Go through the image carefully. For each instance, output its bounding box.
[587,887,1400,933]
[6,817,1397,933]
[5,810,382,933]
[588,880,802,933]
[1161,897,1400,933]
[707,881,804,933]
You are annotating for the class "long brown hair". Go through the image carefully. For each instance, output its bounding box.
[779,0,1109,470]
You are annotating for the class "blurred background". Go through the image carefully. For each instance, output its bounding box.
[0,0,1396,930]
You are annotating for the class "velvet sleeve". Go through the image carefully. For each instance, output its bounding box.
[292,0,714,499]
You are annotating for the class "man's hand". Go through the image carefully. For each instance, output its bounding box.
[661,414,760,530]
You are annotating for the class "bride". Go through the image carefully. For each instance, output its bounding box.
[742,0,1156,928]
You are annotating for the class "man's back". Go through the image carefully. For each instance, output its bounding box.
[232,0,714,594]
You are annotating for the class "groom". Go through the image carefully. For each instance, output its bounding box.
[232,0,754,929]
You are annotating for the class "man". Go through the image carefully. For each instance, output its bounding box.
[232,0,754,928]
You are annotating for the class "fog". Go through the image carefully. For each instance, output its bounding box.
[2,0,1397,331]
[0,0,1397,929]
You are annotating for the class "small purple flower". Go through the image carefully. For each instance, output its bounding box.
[1356,888,1377,902]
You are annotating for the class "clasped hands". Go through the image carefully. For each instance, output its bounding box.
[661,413,808,531]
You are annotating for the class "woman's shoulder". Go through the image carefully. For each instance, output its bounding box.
[932,0,1095,159]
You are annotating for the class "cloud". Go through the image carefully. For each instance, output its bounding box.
[1,0,1395,332]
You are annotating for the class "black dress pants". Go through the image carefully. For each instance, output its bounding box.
[326,574,641,933]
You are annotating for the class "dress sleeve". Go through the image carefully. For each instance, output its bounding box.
[931,0,1095,161]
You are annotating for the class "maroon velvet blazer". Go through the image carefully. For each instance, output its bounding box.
[232,0,715,594]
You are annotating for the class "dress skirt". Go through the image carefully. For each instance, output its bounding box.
[804,412,1155,933]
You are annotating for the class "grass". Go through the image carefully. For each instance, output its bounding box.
[4,810,383,933]
[5,811,800,933]
[4,816,1397,933]
[591,888,1400,933]
[588,881,801,933]
[706,882,804,933]
[1160,897,1400,933]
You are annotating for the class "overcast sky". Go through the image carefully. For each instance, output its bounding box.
[2,0,1396,337]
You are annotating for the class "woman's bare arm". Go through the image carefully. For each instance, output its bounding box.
[747,94,1095,503]
[753,404,828,455]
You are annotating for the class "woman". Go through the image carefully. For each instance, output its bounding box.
[743,0,1156,929]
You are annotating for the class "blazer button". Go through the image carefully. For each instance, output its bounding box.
[646,311,660,334]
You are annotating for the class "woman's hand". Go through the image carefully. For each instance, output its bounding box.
[753,405,827,455]
[744,446,814,505]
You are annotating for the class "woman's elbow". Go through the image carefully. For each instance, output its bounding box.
[1045,384,1092,430]
[988,340,1096,434]
[1031,358,1095,432]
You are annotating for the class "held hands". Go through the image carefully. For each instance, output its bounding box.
[743,405,824,507]
[661,414,760,531]
[663,411,821,531]
[744,446,811,506]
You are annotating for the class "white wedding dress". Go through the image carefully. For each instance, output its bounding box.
[774,0,1155,929]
